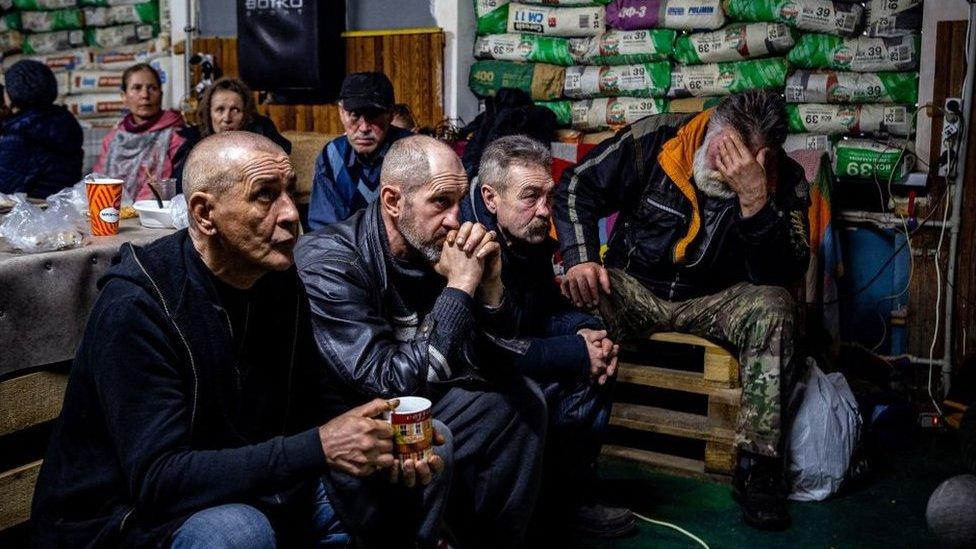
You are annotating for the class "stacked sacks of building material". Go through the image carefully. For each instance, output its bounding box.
[470,1,608,105]
[777,0,922,183]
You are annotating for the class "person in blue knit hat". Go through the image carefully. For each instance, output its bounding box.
[0,59,83,198]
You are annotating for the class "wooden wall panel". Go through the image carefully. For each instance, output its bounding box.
[189,29,445,135]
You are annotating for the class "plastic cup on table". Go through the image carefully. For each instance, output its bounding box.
[86,178,124,236]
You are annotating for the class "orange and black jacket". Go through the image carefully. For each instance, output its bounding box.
[553,110,811,302]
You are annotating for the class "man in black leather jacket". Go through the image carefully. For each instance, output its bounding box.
[296,135,547,548]
[555,90,811,531]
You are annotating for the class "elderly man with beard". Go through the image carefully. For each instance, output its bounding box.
[554,90,811,531]
[460,135,635,540]
[32,132,449,548]
[296,135,547,548]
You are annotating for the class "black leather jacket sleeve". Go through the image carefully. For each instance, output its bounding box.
[300,249,472,399]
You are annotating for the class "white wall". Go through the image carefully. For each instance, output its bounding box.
[430,0,479,125]
[916,0,971,165]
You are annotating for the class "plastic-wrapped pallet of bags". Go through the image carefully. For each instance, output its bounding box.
[13,0,76,9]
[788,33,920,72]
[0,30,22,53]
[571,29,675,65]
[787,103,914,135]
[786,70,919,104]
[673,22,796,64]
[865,0,921,38]
[564,61,671,98]
[469,60,565,100]
[784,133,833,154]
[507,3,605,37]
[22,29,85,54]
[83,2,159,27]
[474,33,576,66]
[0,11,21,33]
[85,23,157,48]
[21,8,85,32]
[833,137,915,181]
[668,57,788,98]
[574,97,667,130]
[69,70,123,93]
[607,0,725,31]
[723,0,864,37]
[63,92,125,119]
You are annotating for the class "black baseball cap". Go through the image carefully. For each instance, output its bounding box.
[339,72,395,112]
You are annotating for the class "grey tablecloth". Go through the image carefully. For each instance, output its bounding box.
[0,219,175,377]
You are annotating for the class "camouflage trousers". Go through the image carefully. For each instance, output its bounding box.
[599,269,799,458]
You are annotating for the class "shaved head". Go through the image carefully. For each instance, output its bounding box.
[183,131,286,199]
[381,135,462,196]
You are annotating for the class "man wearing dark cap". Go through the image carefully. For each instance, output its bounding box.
[308,71,412,229]
[0,59,83,197]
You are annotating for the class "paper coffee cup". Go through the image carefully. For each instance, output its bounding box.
[86,178,124,236]
[385,396,433,461]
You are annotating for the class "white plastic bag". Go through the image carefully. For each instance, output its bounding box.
[788,359,862,502]
[169,193,189,229]
[0,195,84,253]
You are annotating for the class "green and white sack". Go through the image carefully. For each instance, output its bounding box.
[84,23,156,48]
[723,0,864,37]
[668,57,789,98]
[22,29,84,54]
[468,60,566,100]
[571,29,675,65]
[673,22,796,65]
[83,3,160,27]
[507,3,604,37]
[784,133,833,154]
[787,33,919,72]
[786,103,914,135]
[21,9,85,32]
[0,30,22,52]
[476,0,510,35]
[785,70,919,104]
[667,96,722,112]
[833,137,914,181]
[537,100,573,126]
[864,0,921,38]
[474,33,576,66]
[563,61,671,98]
[13,0,76,9]
[0,12,22,32]
[572,97,666,130]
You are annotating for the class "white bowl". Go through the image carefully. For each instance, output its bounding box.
[133,200,174,229]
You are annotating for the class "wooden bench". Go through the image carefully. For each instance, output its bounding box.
[602,332,741,483]
[0,371,68,531]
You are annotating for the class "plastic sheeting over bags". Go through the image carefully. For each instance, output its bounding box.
[788,359,862,502]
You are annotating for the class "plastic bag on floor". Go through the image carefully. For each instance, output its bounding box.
[788,359,862,502]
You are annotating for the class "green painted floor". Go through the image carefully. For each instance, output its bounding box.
[584,433,966,549]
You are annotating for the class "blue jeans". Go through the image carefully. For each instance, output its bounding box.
[170,481,348,548]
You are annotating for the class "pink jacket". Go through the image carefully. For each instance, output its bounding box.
[93,109,186,202]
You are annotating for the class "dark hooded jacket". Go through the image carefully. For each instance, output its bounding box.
[0,105,83,198]
[32,230,348,548]
[460,178,602,380]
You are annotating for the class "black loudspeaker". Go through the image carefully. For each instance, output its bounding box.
[237,0,346,104]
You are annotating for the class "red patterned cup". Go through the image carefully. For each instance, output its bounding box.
[385,396,433,461]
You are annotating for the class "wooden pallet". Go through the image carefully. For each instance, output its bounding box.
[603,333,741,482]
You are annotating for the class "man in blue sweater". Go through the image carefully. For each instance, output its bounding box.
[308,72,412,229]
[32,132,449,548]
[460,135,635,539]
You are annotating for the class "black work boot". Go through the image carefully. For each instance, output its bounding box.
[732,451,791,531]
[573,502,637,538]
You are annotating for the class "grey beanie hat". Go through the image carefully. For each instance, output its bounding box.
[5,59,59,109]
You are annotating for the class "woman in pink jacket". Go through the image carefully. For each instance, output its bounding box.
[93,62,185,202]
